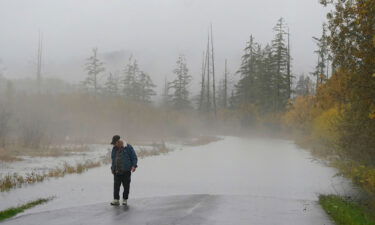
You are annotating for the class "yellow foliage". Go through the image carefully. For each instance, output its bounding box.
[334,161,375,195]
[316,69,351,110]
[312,107,341,145]
[282,96,318,133]
[369,104,375,119]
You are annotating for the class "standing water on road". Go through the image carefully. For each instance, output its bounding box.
[0,136,353,215]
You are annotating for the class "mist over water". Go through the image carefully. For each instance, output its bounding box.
[0,1,372,224]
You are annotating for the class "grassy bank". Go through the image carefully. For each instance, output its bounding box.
[0,159,102,192]
[319,195,375,225]
[0,198,52,222]
[0,145,91,162]
[0,142,174,192]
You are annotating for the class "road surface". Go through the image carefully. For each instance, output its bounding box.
[0,136,352,224]
[2,194,333,225]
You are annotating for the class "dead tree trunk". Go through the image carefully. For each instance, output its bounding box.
[199,51,206,111]
[36,31,43,94]
[206,33,211,112]
[211,24,217,117]
[224,59,228,109]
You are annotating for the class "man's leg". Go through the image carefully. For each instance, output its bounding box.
[113,174,121,200]
[122,171,132,200]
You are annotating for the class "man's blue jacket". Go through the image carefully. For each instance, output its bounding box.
[111,144,138,174]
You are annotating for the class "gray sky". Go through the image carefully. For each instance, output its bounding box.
[0,0,328,93]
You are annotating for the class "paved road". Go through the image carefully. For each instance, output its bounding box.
[2,194,333,225]
[1,136,350,224]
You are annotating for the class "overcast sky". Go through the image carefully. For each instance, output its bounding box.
[0,0,328,92]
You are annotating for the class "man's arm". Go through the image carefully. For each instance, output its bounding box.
[129,145,138,169]
[111,148,115,173]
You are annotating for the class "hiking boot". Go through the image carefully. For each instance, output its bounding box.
[122,199,128,205]
[110,199,120,206]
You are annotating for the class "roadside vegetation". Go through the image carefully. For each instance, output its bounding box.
[281,0,375,220]
[282,0,375,217]
[0,142,172,192]
[319,195,375,225]
[0,145,90,162]
[137,142,171,158]
[0,160,102,192]
[0,198,52,222]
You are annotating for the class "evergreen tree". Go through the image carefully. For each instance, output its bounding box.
[232,18,292,116]
[161,77,172,107]
[138,71,156,104]
[312,24,329,89]
[235,35,258,106]
[235,38,275,113]
[258,44,276,112]
[83,48,105,95]
[271,17,289,111]
[122,57,156,103]
[169,55,192,110]
[295,74,312,96]
[122,57,140,100]
[104,72,119,96]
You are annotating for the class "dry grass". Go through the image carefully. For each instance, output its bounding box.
[0,141,172,192]
[137,142,172,158]
[0,145,90,161]
[0,148,20,162]
[0,159,102,192]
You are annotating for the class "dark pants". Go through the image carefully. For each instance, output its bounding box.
[113,171,131,200]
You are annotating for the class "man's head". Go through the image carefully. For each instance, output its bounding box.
[115,140,124,148]
[111,135,120,145]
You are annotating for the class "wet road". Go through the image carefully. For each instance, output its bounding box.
[0,136,352,224]
[2,194,333,225]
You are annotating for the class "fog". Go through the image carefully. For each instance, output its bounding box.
[1,0,327,91]
[1,1,372,223]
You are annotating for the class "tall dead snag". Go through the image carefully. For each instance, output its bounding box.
[224,59,228,109]
[36,31,43,94]
[206,34,211,112]
[199,51,206,111]
[210,24,217,117]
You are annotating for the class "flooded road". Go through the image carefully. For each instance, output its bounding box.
[0,136,353,224]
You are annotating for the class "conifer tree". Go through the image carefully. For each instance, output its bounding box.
[312,24,329,89]
[83,48,105,95]
[169,55,192,109]
[138,71,156,104]
[104,72,119,96]
[271,18,289,111]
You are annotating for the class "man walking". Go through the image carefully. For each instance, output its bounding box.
[110,135,138,206]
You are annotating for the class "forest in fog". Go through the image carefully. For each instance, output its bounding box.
[0,0,374,204]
